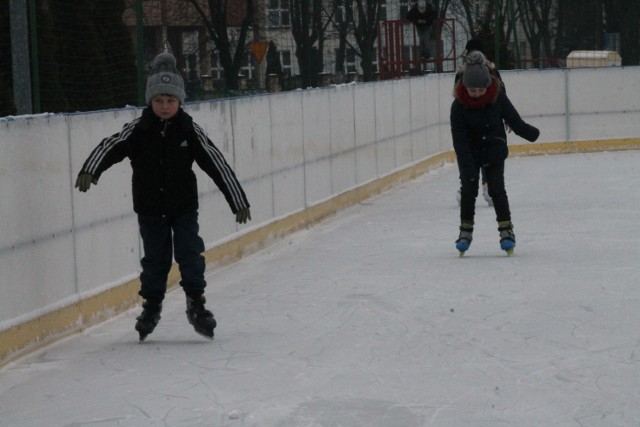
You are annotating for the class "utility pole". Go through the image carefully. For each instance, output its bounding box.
[254,0,266,89]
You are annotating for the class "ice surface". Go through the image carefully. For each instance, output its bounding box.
[1,151,639,427]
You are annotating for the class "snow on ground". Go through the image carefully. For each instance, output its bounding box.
[1,151,639,427]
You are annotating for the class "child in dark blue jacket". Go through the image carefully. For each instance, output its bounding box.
[76,51,251,341]
[451,51,539,256]
[454,39,505,207]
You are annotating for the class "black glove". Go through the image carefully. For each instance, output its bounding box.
[75,173,97,192]
[235,207,251,224]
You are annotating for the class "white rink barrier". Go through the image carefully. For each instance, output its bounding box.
[1,67,639,365]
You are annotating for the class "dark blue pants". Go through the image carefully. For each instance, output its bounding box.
[460,161,511,223]
[137,212,206,302]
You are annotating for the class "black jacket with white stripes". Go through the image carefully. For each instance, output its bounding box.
[78,107,250,217]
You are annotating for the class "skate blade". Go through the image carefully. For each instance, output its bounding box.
[138,333,149,343]
[193,328,214,340]
[188,319,215,340]
[458,251,466,257]
[505,248,514,256]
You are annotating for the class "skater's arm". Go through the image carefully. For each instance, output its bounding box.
[499,92,539,142]
[77,119,139,186]
[450,102,477,181]
[191,122,250,214]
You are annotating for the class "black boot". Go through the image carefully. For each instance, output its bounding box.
[186,294,216,339]
[135,300,162,342]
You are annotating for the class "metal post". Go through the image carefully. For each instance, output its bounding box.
[10,0,32,114]
[253,0,266,90]
[28,0,40,113]
[508,0,521,68]
[494,0,501,69]
[135,0,145,105]
[564,69,570,142]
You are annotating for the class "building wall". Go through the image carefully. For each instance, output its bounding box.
[124,0,465,90]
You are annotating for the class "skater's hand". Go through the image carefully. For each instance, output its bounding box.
[235,207,251,224]
[75,173,97,192]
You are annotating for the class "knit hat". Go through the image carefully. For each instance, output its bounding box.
[464,39,485,55]
[462,51,491,88]
[145,52,186,104]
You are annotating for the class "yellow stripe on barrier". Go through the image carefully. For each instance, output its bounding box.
[510,138,640,156]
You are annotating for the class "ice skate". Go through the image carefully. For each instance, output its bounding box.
[456,222,474,256]
[135,300,162,342]
[186,295,216,339]
[498,221,516,255]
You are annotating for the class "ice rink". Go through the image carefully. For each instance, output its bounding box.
[1,150,639,427]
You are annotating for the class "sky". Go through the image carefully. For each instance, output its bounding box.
[1,150,639,427]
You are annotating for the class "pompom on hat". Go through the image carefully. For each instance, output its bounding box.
[145,50,186,104]
[462,51,491,88]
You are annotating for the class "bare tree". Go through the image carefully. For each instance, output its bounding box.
[603,0,639,65]
[432,0,454,21]
[350,0,384,82]
[556,0,605,59]
[516,0,557,67]
[326,0,353,76]
[455,0,491,40]
[185,0,254,90]
[454,0,520,68]
[555,0,640,65]
[288,0,325,87]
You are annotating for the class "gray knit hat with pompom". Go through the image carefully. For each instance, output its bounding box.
[145,52,186,104]
[462,51,491,88]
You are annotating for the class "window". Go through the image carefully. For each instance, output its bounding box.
[268,0,290,27]
[182,31,199,81]
[334,1,353,23]
[281,50,292,76]
[399,0,409,19]
[209,52,223,80]
[335,4,345,22]
[239,51,258,79]
[379,0,387,20]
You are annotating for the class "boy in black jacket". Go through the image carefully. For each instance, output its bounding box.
[76,51,251,341]
[451,51,539,256]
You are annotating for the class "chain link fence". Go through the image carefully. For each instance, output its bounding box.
[2,0,635,117]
